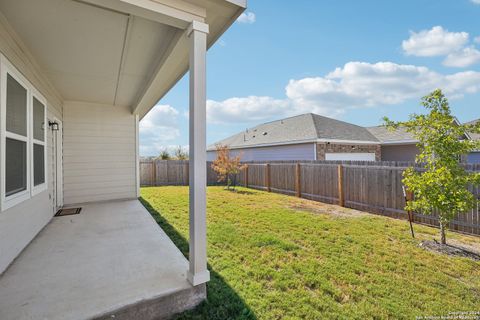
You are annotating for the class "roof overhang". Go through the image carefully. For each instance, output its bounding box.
[133,0,246,119]
[316,139,381,145]
[207,138,383,151]
[207,139,318,151]
[380,140,419,146]
[0,0,246,116]
[451,117,473,141]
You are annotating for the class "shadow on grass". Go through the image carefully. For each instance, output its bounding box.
[139,197,257,320]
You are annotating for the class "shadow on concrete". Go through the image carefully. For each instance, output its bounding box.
[139,197,257,320]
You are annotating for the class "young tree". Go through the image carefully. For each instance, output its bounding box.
[211,144,246,190]
[174,146,189,160]
[384,89,480,244]
[158,148,171,160]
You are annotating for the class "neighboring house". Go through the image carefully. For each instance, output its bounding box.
[207,113,382,162]
[366,125,419,162]
[207,113,476,163]
[466,119,480,163]
[0,1,245,319]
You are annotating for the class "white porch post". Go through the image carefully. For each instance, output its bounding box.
[187,20,210,286]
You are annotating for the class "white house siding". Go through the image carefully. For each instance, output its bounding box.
[381,144,419,162]
[63,102,136,205]
[207,143,316,162]
[0,13,63,274]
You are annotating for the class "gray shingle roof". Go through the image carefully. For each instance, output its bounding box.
[465,119,480,141]
[312,114,379,142]
[208,113,380,150]
[208,114,479,151]
[366,126,416,143]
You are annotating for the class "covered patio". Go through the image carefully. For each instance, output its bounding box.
[0,0,246,318]
[0,200,204,319]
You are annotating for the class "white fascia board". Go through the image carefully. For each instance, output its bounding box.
[225,0,247,8]
[316,139,381,145]
[207,138,381,151]
[78,0,206,29]
[380,140,419,146]
[207,139,317,151]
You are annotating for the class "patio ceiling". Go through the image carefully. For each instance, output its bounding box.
[0,0,245,116]
[0,0,176,108]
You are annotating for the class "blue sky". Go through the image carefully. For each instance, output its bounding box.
[140,0,480,156]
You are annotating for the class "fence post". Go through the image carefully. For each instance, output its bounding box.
[295,163,301,197]
[265,163,271,192]
[244,165,249,187]
[151,161,157,186]
[337,164,344,207]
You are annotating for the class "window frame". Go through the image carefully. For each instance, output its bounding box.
[0,55,48,211]
[31,89,47,196]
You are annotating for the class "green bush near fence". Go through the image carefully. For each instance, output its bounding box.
[140,186,480,320]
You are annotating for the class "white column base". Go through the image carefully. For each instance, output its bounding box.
[187,270,210,286]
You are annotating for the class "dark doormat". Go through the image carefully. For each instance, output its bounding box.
[55,207,82,217]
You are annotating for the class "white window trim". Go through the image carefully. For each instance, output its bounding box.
[0,54,48,211]
[31,88,48,196]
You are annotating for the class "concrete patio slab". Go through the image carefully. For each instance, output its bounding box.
[0,200,205,320]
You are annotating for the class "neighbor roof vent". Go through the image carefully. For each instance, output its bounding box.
[262,132,268,136]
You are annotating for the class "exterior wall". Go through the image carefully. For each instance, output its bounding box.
[207,143,316,162]
[316,143,381,161]
[467,151,480,164]
[381,144,419,162]
[0,13,63,274]
[63,101,136,205]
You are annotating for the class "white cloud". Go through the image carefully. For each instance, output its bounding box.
[206,61,480,124]
[140,105,180,156]
[402,26,469,57]
[443,46,480,67]
[471,0,480,4]
[207,96,289,124]
[402,26,480,67]
[237,12,256,24]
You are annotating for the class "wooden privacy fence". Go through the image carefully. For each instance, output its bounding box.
[238,162,480,236]
[140,160,480,236]
[140,160,221,186]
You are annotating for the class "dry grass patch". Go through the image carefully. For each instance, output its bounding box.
[287,198,369,218]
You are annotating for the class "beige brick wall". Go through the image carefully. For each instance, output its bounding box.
[316,143,381,161]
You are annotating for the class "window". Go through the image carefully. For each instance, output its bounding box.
[31,96,46,193]
[1,55,48,210]
[6,138,27,196]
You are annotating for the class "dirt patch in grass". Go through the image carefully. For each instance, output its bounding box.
[289,200,369,218]
[420,240,480,261]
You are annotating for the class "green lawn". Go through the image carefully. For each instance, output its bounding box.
[140,186,480,320]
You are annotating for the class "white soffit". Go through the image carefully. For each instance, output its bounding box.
[133,0,246,118]
[0,0,245,113]
[115,16,176,107]
[0,0,176,107]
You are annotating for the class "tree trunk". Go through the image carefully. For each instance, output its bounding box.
[439,220,447,245]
